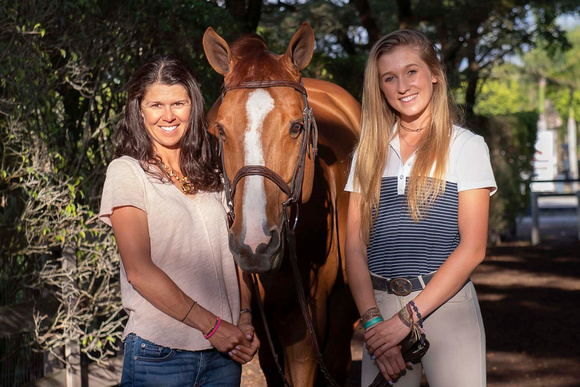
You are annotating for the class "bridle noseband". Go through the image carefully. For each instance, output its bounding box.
[217,79,318,231]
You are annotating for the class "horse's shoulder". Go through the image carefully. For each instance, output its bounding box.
[303,78,359,107]
[303,78,360,140]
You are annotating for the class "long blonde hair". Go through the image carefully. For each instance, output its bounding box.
[353,29,459,244]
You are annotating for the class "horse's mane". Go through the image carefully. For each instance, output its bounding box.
[227,35,295,86]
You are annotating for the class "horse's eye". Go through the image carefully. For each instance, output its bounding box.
[289,121,303,138]
[216,123,227,141]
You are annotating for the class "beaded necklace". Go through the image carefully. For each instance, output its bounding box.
[159,162,194,195]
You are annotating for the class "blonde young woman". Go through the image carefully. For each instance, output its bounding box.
[345,30,497,386]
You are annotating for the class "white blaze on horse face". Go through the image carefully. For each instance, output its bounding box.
[243,89,275,253]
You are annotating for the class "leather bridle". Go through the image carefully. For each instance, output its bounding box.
[218,79,317,231]
[216,80,339,387]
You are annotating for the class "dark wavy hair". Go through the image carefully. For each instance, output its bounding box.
[114,54,222,192]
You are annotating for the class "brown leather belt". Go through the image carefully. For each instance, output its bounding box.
[371,273,436,296]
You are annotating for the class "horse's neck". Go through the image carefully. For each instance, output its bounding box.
[303,78,360,159]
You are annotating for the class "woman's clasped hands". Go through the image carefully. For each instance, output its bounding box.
[207,313,260,365]
[365,314,413,383]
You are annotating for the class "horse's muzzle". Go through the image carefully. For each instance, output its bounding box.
[228,227,285,273]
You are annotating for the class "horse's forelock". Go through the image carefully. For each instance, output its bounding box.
[227,36,296,86]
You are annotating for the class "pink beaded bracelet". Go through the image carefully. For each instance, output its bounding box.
[204,317,221,339]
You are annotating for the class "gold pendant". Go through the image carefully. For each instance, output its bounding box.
[159,161,194,194]
[181,181,194,195]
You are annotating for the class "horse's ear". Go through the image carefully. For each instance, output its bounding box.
[203,27,231,76]
[285,22,314,71]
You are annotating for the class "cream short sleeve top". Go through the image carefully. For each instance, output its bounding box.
[99,156,240,351]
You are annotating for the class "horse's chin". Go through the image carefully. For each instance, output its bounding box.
[229,231,285,274]
[233,251,284,274]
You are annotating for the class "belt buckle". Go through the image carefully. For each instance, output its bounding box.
[389,278,412,296]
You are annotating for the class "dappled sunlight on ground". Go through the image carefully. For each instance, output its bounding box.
[476,242,580,387]
[486,352,579,387]
[242,241,580,386]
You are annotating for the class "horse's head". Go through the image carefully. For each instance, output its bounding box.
[203,23,316,274]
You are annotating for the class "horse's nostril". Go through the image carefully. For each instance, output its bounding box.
[255,228,280,254]
[255,243,268,254]
[239,244,253,257]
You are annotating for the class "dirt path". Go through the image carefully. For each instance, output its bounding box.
[474,242,580,386]
[241,241,580,386]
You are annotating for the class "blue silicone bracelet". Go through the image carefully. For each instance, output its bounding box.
[363,316,384,330]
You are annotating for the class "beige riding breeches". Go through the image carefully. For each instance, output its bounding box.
[361,281,486,387]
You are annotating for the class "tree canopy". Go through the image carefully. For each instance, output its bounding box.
[251,0,580,117]
[1,0,579,367]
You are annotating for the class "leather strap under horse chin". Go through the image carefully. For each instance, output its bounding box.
[218,80,338,387]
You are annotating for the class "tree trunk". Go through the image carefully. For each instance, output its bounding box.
[226,0,245,19]
[355,0,381,46]
[335,28,356,55]
[567,88,578,179]
[225,0,262,34]
[245,0,262,33]
[464,43,479,122]
[63,246,84,387]
[396,0,413,29]
[538,76,547,132]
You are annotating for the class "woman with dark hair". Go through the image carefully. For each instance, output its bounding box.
[345,30,496,386]
[99,55,259,385]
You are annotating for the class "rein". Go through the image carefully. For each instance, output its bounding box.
[218,80,339,387]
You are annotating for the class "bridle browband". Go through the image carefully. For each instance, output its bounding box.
[218,79,318,230]
[216,79,340,387]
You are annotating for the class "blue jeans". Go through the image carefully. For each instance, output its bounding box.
[121,333,241,386]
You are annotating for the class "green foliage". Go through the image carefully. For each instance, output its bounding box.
[0,0,237,363]
[256,0,580,117]
[256,0,368,98]
[1,0,579,366]
[545,27,580,122]
[471,112,538,240]
[522,25,580,166]
[548,87,580,123]
[475,64,536,116]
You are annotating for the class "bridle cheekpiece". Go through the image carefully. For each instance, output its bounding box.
[217,79,318,231]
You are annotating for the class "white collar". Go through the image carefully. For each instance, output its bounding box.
[389,122,417,166]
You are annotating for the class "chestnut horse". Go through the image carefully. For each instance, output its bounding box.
[203,23,360,386]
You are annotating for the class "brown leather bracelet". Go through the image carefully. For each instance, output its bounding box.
[397,309,413,328]
[360,307,382,324]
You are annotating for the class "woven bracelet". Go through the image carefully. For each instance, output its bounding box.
[408,300,424,328]
[397,309,412,328]
[406,302,413,319]
[360,307,381,323]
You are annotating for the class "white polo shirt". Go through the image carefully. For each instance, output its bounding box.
[345,124,497,278]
